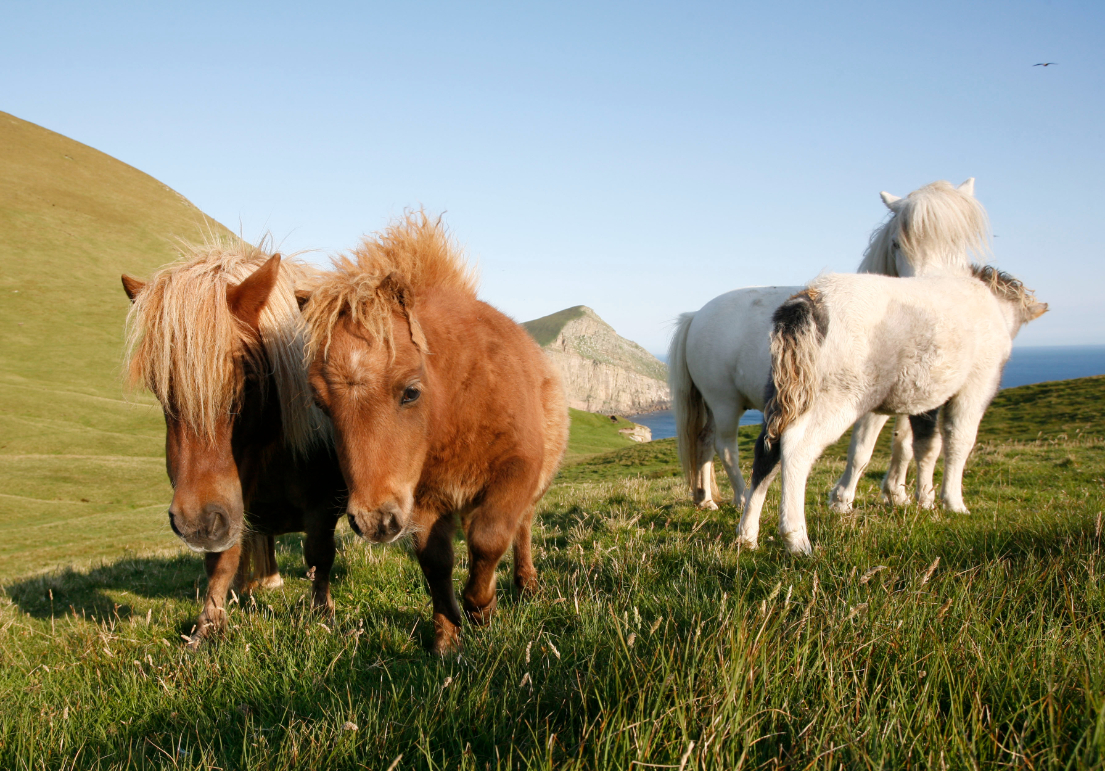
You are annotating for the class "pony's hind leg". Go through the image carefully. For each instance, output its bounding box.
[881,416,915,506]
[712,404,746,506]
[413,513,464,655]
[511,505,539,597]
[694,410,720,510]
[909,408,942,509]
[940,392,990,514]
[257,534,283,589]
[304,518,337,616]
[738,426,781,549]
[829,412,890,513]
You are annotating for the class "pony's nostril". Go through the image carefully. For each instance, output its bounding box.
[347,513,363,537]
[203,504,230,541]
[168,510,182,538]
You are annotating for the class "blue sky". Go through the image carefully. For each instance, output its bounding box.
[4,1,1102,354]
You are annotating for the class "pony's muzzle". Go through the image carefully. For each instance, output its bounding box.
[168,502,238,553]
[348,500,406,544]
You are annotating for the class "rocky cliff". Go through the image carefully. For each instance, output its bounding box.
[523,306,670,415]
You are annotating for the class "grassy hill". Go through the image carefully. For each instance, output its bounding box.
[2,376,1102,769]
[521,306,587,347]
[0,112,233,578]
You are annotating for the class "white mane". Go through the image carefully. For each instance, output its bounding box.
[858,180,990,276]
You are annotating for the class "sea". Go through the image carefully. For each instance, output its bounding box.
[630,345,1105,441]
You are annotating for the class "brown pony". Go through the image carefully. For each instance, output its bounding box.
[122,240,346,644]
[301,214,568,653]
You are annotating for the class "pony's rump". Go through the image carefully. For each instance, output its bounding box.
[765,289,827,447]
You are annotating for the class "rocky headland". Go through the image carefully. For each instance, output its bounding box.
[522,306,670,416]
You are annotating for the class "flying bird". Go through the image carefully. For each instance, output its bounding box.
[1034,62,1057,67]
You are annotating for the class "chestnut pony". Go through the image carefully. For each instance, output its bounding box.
[122,241,345,644]
[301,214,569,653]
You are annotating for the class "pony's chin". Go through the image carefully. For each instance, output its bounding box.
[179,534,240,554]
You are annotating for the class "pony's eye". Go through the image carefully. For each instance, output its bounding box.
[401,386,421,405]
[891,240,901,250]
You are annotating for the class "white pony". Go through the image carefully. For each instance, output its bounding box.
[739,266,1046,555]
[669,179,988,512]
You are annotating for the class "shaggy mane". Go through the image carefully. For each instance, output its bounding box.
[123,237,329,455]
[971,264,1039,313]
[304,211,479,359]
[859,180,990,276]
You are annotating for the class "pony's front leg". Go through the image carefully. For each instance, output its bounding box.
[829,412,890,513]
[738,428,780,549]
[304,519,338,616]
[413,514,464,655]
[778,447,818,556]
[881,416,915,506]
[192,544,242,646]
[908,408,942,509]
[940,395,988,514]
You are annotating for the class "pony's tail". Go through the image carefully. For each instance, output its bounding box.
[765,290,827,448]
[669,313,719,502]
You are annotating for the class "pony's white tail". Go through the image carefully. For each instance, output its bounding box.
[669,313,719,502]
[765,290,826,447]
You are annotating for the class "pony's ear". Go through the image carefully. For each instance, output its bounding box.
[957,178,976,197]
[121,274,146,302]
[294,289,312,311]
[1027,302,1048,321]
[227,253,281,331]
[880,191,902,210]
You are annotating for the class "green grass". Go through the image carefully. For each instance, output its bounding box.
[3,377,1104,769]
[0,112,234,579]
[563,408,642,460]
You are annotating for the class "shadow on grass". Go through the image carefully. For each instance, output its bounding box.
[2,533,353,624]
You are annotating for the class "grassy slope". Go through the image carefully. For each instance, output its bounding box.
[2,376,1103,769]
[521,306,586,347]
[0,112,232,578]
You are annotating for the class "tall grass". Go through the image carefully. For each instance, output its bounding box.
[3,408,1104,768]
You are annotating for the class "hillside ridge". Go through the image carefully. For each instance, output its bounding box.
[523,305,670,414]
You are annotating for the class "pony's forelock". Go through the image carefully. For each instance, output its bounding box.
[123,236,330,455]
[303,211,479,360]
[859,180,990,276]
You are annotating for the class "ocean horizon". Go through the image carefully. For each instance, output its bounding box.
[631,344,1105,441]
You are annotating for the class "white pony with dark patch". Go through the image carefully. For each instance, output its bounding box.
[739,266,1046,555]
[669,179,987,512]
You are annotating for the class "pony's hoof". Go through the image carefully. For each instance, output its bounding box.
[735,536,758,550]
[828,499,853,514]
[784,536,813,556]
[259,574,284,589]
[945,504,970,515]
[430,620,463,656]
[883,488,910,508]
[697,500,719,511]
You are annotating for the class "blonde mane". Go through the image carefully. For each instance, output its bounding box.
[858,180,990,276]
[304,211,479,359]
[124,238,329,455]
[971,264,1040,314]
